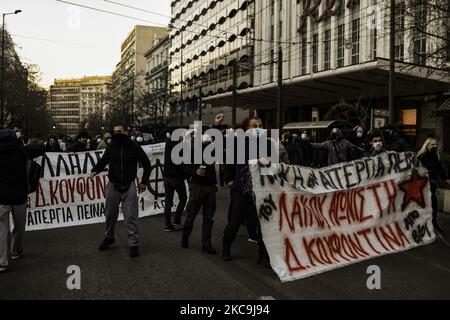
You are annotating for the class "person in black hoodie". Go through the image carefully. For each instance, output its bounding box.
[292,131,313,167]
[91,123,151,258]
[222,117,272,268]
[383,125,410,152]
[349,125,369,159]
[163,133,188,232]
[181,134,218,255]
[311,128,362,166]
[0,129,29,272]
[417,138,450,234]
[283,132,308,166]
[212,111,228,187]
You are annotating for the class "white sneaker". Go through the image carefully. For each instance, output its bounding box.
[0,265,7,273]
[248,238,258,244]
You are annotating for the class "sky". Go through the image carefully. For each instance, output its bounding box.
[1,0,171,88]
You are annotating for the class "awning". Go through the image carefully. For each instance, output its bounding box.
[283,120,351,130]
[203,58,450,110]
[436,98,450,115]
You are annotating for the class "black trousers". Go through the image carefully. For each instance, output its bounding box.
[223,189,269,260]
[219,164,225,187]
[164,177,187,226]
[183,184,216,244]
[226,189,257,239]
[430,182,438,224]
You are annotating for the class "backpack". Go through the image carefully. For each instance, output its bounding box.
[23,149,42,194]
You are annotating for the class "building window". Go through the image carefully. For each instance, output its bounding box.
[395,1,405,61]
[270,49,275,81]
[301,25,308,75]
[351,19,360,64]
[413,0,427,65]
[373,28,377,59]
[271,0,275,25]
[351,1,360,65]
[337,11,345,68]
[312,31,319,73]
[401,109,417,125]
[324,18,331,71]
[279,20,282,41]
[414,35,427,65]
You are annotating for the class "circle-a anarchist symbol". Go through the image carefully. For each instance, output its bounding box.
[147,159,165,199]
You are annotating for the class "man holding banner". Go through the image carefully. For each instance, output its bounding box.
[222,117,272,267]
[91,123,151,258]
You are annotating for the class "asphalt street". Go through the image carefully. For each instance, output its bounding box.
[1,186,450,300]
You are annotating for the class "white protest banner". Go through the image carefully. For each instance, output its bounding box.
[250,152,435,282]
[26,143,180,231]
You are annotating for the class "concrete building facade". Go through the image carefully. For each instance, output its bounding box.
[145,34,170,124]
[168,0,254,126]
[48,76,112,136]
[48,79,81,136]
[79,76,112,122]
[111,62,121,108]
[118,25,169,126]
[201,0,449,148]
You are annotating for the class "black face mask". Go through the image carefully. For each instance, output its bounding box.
[113,133,129,145]
[430,147,438,153]
[330,133,342,141]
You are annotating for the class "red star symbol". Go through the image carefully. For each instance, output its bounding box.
[399,172,429,211]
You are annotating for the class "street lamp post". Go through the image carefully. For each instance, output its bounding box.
[389,0,395,125]
[1,9,22,128]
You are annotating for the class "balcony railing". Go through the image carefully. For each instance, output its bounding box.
[150,61,169,74]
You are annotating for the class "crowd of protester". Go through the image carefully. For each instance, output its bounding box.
[1,116,449,273]
[8,125,161,156]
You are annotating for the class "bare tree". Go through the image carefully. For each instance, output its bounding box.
[2,60,51,136]
[389,0,449,75]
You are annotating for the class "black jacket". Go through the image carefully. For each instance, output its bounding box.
[0,131,28,205]
[312,139,361,166]
[182,142,217,186]
[164,140,186,179]
[286,140,313,166]
[418,151,447,187]
[183,163,217,186]
[348,134,369,160]
[386,135,410,152]
[68,141,88,153]
[92,134,151,185]
[224,136,275,194]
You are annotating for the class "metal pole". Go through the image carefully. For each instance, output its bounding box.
[389,0,395,125]
[198,84,202,121]
[1,14,5,128]
[164,66,168,126]
[277,46,283,129]
[232,59,237,129]
[180,31,183,126]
